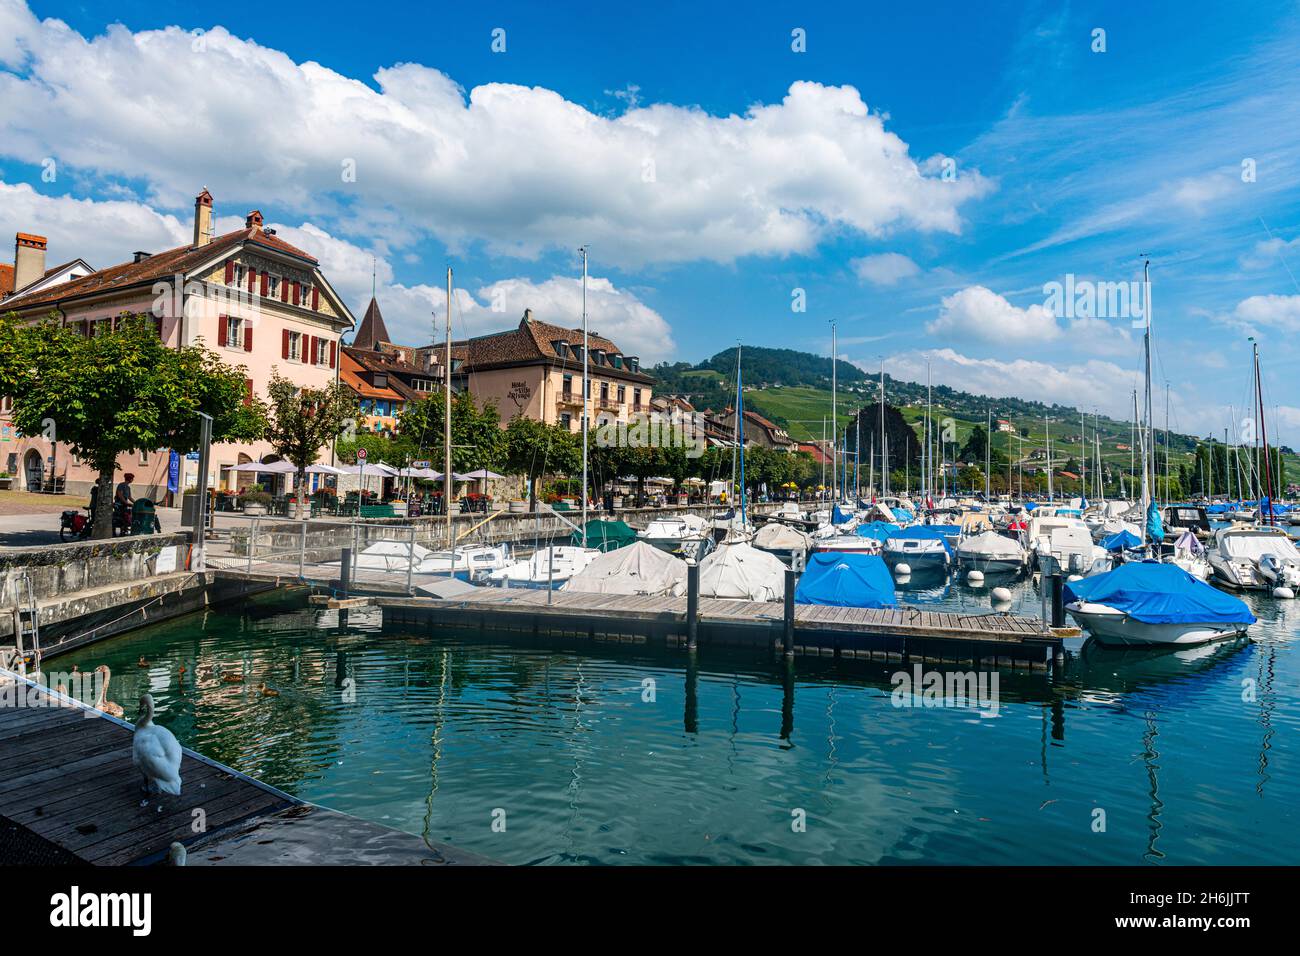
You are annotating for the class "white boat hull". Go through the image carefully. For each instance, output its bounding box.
[1066,601,1248,646]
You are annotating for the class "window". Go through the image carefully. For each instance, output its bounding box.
[562,374,573,396]
[140,449,149,465]
[373,373,388,388]
[288,330,303,361]
[268,275,281,299]
[610,355,623,369]
[600,382,609,402]
[633,388,642,407]
[225,315,242,348]
[235,264,246,286]
[617,385,626,403]
[316,339,331,367]
[559,413,572,429]
[552,340,569,359]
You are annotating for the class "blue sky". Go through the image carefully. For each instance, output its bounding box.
[3,0,1300,441]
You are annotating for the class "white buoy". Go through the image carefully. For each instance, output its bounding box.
[895,563,912,576]
[967,570,985,585]
[991,586,1013,603]
[1273,586,1295,599]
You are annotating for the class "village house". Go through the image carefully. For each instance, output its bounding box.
[414,309,654,432]
[0,190,355,499]
[340,297,440,436]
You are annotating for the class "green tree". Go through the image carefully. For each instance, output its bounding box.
[502,415,579,509]
[397,392,505,472]
[263,371,357,518]
[0,313,264,538]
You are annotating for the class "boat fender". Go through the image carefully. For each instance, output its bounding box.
[967,570,985,585]
[991,586,1013,603]
[1067,574,1083,583]
[1273,586,1295,599]
[895,563,911,576]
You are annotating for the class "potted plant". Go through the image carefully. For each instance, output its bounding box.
[239,485,272,516]
[0,472,11,490]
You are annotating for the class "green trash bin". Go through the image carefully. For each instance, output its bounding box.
[131,498,161,535]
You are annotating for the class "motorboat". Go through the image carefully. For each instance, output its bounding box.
[1168,529,1211,581]
[1065,562,1255,646]
[882,529,952,571]
[638,513,709,554]
[753,522,812,564]
[698,542,786,601]
[342,540,510,582]
[488,546,600,589]
[1028,515,1111,576]
[1207,526,1300,590]
[955,530,1026,573]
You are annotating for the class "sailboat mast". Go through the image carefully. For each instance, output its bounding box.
[1255,339,1275,524]
[1046,415,1053,501]
[736,344,747,526]
[879,360,886,499]
[444,266,453,548]
[830,321,838,503]
[986,407,991,500]
[1142,259,1155,507]
[580,246,589,546]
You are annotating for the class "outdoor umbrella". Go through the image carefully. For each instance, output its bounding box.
[230,459,296,473]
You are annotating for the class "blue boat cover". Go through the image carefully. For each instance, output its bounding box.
[890,507,914,522]
[832,504,852,525]
[1101,529,1143,551]
[795,552,897,608]
[1064,562,1255,626]
[855,521,901,540]
[1024,501,1038,511]
[1145,500,1165,542]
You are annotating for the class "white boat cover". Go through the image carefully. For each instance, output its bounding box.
[1219,532,1300,563]
[698,542,786,601]
[754,523,812,552]
[957,530,1025,560]
[354,540,436,570]
[641,514,707,538]
[563,541,687,596]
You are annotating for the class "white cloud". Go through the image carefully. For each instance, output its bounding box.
[1226,293,1300,332]
[1,181,675,361]
[850,252,920,286]
[926,285,1060,343]
[1240,235,1300,273]
[0,2,990,267]
[0,180,187,269]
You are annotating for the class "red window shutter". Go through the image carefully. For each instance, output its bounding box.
[244,324,253,352]
[248,267,256,292]
[311,287,319,310]
[260,272,269,296]
[243,378,253,408]
[292,282,300,306]
[217,315,228,347]
[224,261,234,284]
[281,279,289,303]
[329,340,336,368]
[282,328,290,359]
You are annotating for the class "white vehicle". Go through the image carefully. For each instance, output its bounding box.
[488,546,600,589]
[1208,526,1300,590]
[882,535,951,571]
[341,540,511,582]
[1028,516,1111,576]
[638,513,709,553]
[955,530,1027,574]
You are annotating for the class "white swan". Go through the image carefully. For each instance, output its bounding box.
[133,694,182,798]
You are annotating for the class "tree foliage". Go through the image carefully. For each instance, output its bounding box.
[263,371,357,517]
[0,313,265,537]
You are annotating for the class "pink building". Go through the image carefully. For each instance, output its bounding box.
[0,190,356,499]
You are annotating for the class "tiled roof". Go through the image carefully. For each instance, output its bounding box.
[439,314,652,382]
[0,263,13,297]
[340,350,407,403]
[342,346,429,402]
[351,297,392,350]
[0,226,318,313]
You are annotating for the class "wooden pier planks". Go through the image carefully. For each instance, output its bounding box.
[0,680,291,865]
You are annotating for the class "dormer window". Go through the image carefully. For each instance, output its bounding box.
[373,373,388,388]
[552,340,569,359]
[591,349,606,365]
[610,354,623,369]
[626,356,640,372]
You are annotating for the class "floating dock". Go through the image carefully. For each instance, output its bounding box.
[0,670,490,866]
[372,588,1075,671]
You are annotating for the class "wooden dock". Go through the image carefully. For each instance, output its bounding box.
[0,670,489,866]
[374,588,1075,671]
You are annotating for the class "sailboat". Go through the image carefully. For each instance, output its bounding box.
[713,344,755,543]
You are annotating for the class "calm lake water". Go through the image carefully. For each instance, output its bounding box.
[53,572,1300,865]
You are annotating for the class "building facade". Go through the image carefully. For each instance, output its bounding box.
[0,189,355,498]
[415,310,653,433]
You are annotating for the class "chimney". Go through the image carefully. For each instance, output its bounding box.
[133,251,152,263]
[13,233,47,291]
[193,189,213,247]
[522,308,533,323]
[245,209,264,231]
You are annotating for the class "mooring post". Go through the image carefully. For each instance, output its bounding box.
[299,517,308,579]
[340,546,352,597]
[406,523,417,596]
[783,567,796,657]
[686,559,700,651]
[1051,573,1065,627]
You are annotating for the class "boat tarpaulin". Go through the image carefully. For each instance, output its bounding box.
[855,521,901,541]
[886,525,957,555]
[832,505,853,525]
[1145,501,1165,542]
[1064,562,1255,626]
[563,541,687,596]
[1101,529,1143,551]
[571,519,638,552]
[795,552,897,608]
[699,542,786,601]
